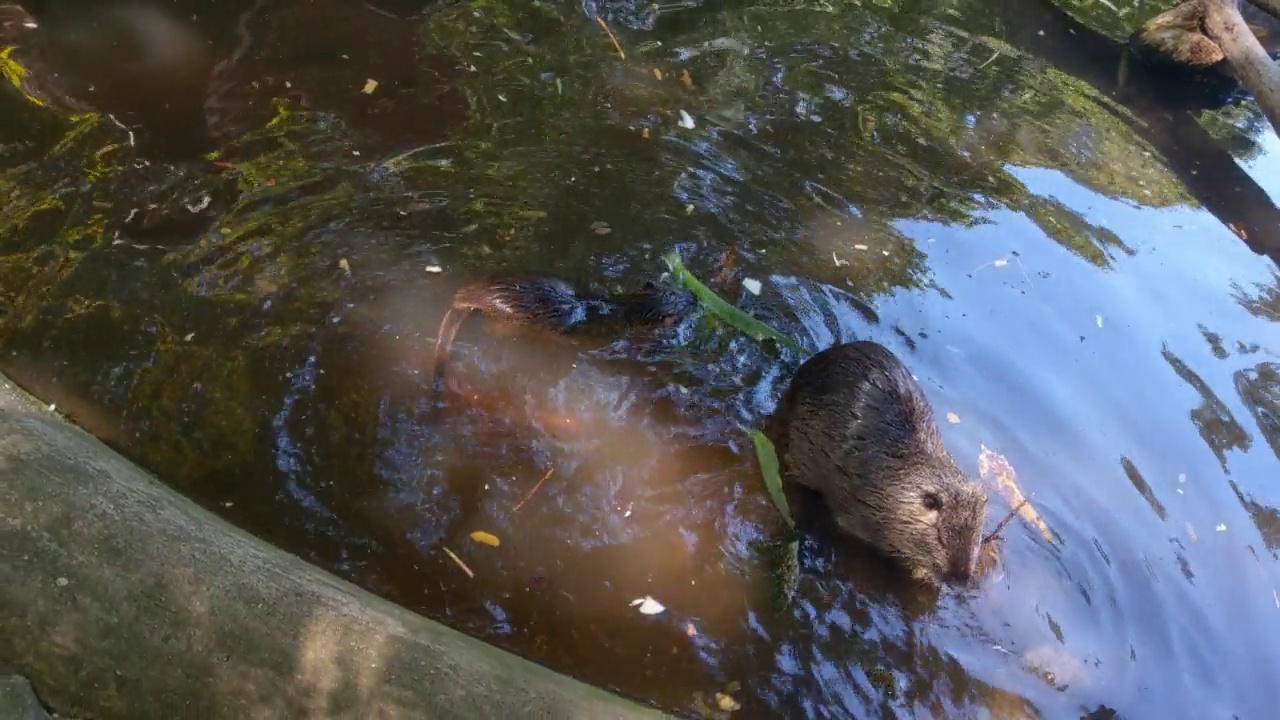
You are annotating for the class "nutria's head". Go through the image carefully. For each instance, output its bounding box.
[855,451,989,586]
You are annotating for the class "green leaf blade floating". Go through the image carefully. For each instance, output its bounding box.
[747,428,794,530]
[663,252,804,354]
[745,427,800,611]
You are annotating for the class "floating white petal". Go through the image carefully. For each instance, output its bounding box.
[630,596,666,615]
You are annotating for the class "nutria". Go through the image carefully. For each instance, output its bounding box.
[769,341,988,585]
[428,275,988,585]
[429,275,696,390]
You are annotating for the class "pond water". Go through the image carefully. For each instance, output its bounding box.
[3,0,1279,718]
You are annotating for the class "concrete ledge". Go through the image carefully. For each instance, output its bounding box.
[0,373,667,719]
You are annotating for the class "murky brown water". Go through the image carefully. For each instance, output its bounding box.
[3,1,1279,718]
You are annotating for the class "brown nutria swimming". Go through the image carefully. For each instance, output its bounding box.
[428,275,987,585]
[768,340,988,585]
[429,275,696,391]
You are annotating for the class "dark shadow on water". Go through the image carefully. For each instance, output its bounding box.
[1162,344,1253,473]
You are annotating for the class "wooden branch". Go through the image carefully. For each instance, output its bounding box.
[1133,1,1280,138]
[1205,0,1280,136]
[994,0,1280,264]
[1134,1,1227,68]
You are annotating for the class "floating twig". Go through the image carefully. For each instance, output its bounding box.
[513,467,555,512]
[982,498,1029,545]
[595,16,626,60]
[978,443,1054,543]
[441,546,475,578]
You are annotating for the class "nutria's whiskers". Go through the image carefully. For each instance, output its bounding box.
[982,498,1028,546]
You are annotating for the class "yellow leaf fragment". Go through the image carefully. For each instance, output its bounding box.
[715,692,741,712]
[946,412,960,424]
[652,67,663,80]
[978,444,1053,544]
[469,530,501,547]
[361,78,379,94]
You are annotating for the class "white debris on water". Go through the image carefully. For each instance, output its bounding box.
[630,596,666,615]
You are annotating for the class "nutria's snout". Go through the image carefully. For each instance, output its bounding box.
[899,463,989,586]
[936,478,988,584]
[772,340,990,587]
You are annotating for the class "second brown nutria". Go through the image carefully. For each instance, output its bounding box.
[768,341,988,585]
[429,275,696,390]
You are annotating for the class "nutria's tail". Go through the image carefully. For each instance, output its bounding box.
[428,277,566,398]
[429,304,474,394]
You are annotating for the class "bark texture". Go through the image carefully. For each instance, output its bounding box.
[1133,0,1280,137]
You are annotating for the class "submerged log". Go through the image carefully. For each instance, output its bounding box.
[1131,0,1280,136]
[0,373,666,720]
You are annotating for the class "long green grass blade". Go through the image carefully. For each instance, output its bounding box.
[664,252,804,354]
[747,428,794,529]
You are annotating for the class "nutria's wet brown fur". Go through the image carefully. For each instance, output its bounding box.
[769,341,988,585]
[430,276,695,390]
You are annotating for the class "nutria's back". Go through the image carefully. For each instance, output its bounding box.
[770,341,988,584]
[452,277,599,332]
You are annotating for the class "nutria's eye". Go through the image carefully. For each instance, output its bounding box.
[922,493,943,511]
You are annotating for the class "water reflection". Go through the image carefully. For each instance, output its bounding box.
[1233,270,1280,323]
[1163,345,1254,472]
[3,0,1280,718]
